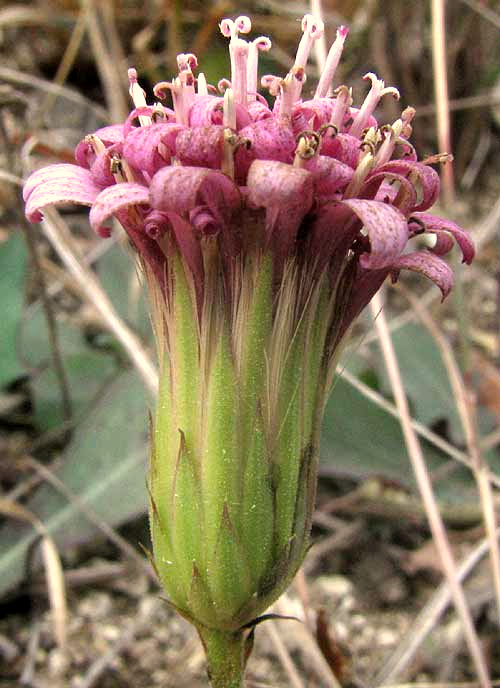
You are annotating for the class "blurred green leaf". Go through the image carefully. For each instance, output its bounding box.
[19,304,118,431]
[0,369,149,598]
[373,323,464,444]
[97,245,151,338]
[0,236,28,386]
[321,374,500,503]
[32,352,117,431]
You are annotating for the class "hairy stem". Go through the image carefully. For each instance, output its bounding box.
[197,626,247,688]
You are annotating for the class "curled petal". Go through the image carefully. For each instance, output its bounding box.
[235,118,296,180]
[144,209,171,239]
[122,106,175,138]
[176,125,225,168]
[75,124,124,168]
[377,161,440,212]
[150,166,241,228]
[89,147,119,187]
[391,250,453,300]
[89,182,149,237]
[340,198,408,270]
[122,123,182,177]
[292,98,334,132]
[246,160,314,258]
[305,155,353,197]
[189,206,219,235]
[361,171,417,216]
[320,132,360,169]
[430,231,455,255]
[24,164,102,222]
[410,212,475,264]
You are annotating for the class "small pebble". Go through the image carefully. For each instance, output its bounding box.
[315,575,353,601]
[377,627,398,647]
[77,592,112,620]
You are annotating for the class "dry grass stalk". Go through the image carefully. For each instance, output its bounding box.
[263,622,306,688]
[370,292,491,688]
[272,597,343,688]
[431,0,455,205]
[26,457,156,584]
[400,286,500,625]
[40,207,158,394]
[0,497,67,650]
[81,0,128,122]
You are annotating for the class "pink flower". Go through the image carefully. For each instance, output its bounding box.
[23,14,473,324]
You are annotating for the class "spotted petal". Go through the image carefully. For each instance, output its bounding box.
[89,182,150,237]
[340,198,408,270]
[391,250,453,300]
[122,123,182,178]
[23,164,102,223]
[306,156,353,198]
[150,166,241,226]
[411,212,475,264]
[247,160,314,259]
[377,161,440,212]
[74,124,125,168]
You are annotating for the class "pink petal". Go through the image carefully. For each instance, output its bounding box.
[235,118,296,181]
[430,231,455,255]
[320,132,361,169]
[89,182,149,237]
[391,250,454,300]
[377,161,440,212]
[247,99,272,122]
[122,106,175,138]
[246,160,314,259]
[23,164,102,222]
[305,155,353,198]
[89,148,117,187]
[150,166,241,226]
[175,125,225,169]
[307,201,359,273]
[292,98,334,133]
[340,198,408,270]
[122,123,181,177]
[74,124,125,168]
[361,171,417,216]
[411,212,475,264]
[338,267,389,340]
[188,96,251,129]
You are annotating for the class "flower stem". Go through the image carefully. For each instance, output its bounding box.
[197,626,247,688]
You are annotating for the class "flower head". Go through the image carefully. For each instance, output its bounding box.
[23,11,474,654]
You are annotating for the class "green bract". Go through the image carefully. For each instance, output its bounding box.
[149,249,334,632]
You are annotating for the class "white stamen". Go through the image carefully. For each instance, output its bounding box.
[223,87,236,130]
[197,72,208,96]
[220,16,253,107]
[315,25,349,99]
[278,14,324,118]
[247,36,271,101]
[350,73,400,138]
[344,150,374,198]
[128,68,151,126]
[330,85,352,129]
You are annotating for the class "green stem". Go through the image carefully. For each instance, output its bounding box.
[197,626,247,688]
